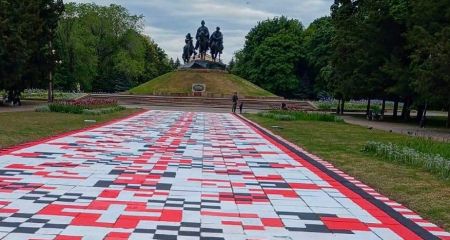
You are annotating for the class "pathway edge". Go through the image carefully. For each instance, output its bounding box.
[0,109,148,156]
[235,113,447,240]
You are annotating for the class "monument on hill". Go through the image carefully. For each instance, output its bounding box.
[181,20,226,71]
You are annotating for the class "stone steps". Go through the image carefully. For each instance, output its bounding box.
[85,94,317,111]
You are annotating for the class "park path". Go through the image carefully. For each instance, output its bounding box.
[341,115,450,142]
[0,110,448,240]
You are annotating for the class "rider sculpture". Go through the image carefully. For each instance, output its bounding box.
[195,20,210,60]
[182,33,195,64]
[210,27,223,62]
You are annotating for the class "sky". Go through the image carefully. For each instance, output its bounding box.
[69,0,332,63]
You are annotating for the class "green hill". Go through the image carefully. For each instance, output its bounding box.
[128,71,276,97]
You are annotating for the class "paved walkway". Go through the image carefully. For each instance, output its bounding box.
[0,101,45,113]
[342,116,450,142]
[0,111,448,240]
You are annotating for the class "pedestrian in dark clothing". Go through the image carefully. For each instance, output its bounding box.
[232,92,238,113]
[239,101,244,114]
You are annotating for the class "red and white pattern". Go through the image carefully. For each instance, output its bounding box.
[0,110,448,240]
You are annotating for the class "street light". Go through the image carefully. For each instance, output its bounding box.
[48,43,62,102]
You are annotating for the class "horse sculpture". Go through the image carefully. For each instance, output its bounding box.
[196,33,209,61]
[195,20,210,61]
[210,40,222,62]
[210,27,223,62]
[184,21,224,63]
[183,40,195,64]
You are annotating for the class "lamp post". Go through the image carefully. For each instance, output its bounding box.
[48,43,62,103]
[48,43,55,103]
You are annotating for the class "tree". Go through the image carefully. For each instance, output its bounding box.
[303,17,335,96]
[0,0,64,100]
[53,3,171,92]
[169,58,175,70]
[227,58,235,72]
[174,58,181,69]
[330,0,361,113]
[408,0,450,127]
[234,16,305,98]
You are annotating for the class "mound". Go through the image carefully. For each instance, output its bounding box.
[128,70,276,98]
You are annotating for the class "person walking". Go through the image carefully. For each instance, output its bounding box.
[239,101,244,114]
[232,92,238,113]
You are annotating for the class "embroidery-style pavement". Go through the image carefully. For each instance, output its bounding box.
[0,111,448,240]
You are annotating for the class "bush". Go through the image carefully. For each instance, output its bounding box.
[48,103,84,114]
[82,106,125,115]
[35,106,50,112]
[363,141,450,179]
[257,110,343,122]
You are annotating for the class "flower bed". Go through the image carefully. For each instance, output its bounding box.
[363,141,450,179]
[48,98,119,114]
[22,89,84,100]
[314,99,402,112]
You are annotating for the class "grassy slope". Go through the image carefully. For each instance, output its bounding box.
[246,114,450,230]
[0,109,141,149]
[128,71,276,97]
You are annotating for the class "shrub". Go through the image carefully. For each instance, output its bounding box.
[363,141,450,179]
[35,106,50,112]
[82,106,125,115]
[257,110,343,122]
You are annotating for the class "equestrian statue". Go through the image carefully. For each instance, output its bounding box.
[195,20,210,61]
[182,33,196,64]
[210,27,223,62]
[182,20,224,63]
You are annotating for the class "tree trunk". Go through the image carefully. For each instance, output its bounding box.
[401,98,411,120]
[340,99,345,115]
[393,100,399,119]
[447,107,450,128]
[420,102,427,128]
[366,99,371,117]
[336,99,341,115]
[381,99,386,120]
[416,105,424,124]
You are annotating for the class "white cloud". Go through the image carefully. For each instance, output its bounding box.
[68,0,332,62]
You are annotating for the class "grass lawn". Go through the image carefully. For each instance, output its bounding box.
[0,108,142,149]
[128,71,276,97]
[245,114,450,230]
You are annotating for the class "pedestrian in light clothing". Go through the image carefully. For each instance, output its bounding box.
[232,92,238,113]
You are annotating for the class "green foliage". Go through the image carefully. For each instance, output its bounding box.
[48,98,119,114]
[257,110,343,122]
[303,17,335,93]
[0,0,64,97]
[53,3,171,92]
[35,106,51,112]
[48,103,85,114]
[363,141,450,179]
[408,0,450,109]
[233,17,305,98]
[82,106,126,115]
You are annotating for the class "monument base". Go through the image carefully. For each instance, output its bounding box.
[180,59,226,71]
